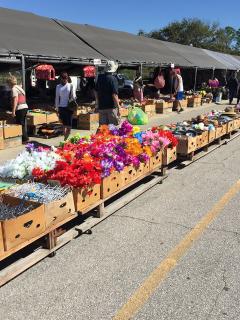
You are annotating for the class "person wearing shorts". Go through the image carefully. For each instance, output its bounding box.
[55,72,76,140]
[95,61,121,126]
[173,69,184,113]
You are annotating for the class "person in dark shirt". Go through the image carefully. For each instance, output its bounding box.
[227,73,238,105]
[95,61,120,125]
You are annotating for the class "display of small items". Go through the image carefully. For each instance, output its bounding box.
[0,197,38,220]
[6,183,71,204]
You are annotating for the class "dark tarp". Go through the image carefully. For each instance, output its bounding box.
[60,22,194,67]
[0,7,104,61]
[161,41,227,69]
[203,49,240,70]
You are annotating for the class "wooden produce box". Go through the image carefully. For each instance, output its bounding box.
[227,120,235,133]
[46,112,59,124]
[44,192,75,228]
[173,99,188,110]
[136,161,150,177]
[177,136,197,155]
[27,113,47,126]
[0,223,4,255]
[1,195,45,251]
[78,113,99,131]
[101,171,123,199]
[216,124,227,138]
[73,184,100,213]
[149,151,163,171]
[208,130,216,143]
[163,146,177,165]
[3,124,22,139]
[155,101,173,114]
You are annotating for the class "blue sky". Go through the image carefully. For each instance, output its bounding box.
[0,0,239,34]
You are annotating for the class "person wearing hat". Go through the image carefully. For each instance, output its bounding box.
[55,72,76,140]
[95,61,121,126]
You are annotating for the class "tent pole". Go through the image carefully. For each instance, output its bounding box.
[193,67,198,92]
[212,68,215,79]
[21,54,26,92]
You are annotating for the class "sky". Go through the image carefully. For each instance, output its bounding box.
[0,0,239,34]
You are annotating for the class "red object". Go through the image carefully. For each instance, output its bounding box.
[83,66,96,78]
[17,94,26,105]
[35,65,56,80]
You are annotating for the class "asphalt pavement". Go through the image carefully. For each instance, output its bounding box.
[0,101,240,320]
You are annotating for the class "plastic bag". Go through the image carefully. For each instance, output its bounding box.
[128,107,148,125]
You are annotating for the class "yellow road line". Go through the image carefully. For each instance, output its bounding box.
[113,179,240,320]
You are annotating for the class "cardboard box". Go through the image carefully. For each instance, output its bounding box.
[177,136,197,155]
[227,120,234,133]
[3,125,22,139]
[101,171,123,199]
[73,184,100,213]
[46,112,59,124]
[0,223,4,255]
[149,151,163,171]
[155,101,173,114]
[0,128,3,150]
[44,192,75,228]
[163,146,177,165]
[1,195,45,251]
[79,113,99,123]
[173,99,187,109]
[27,113,47,126]
[208,130,216,143]
[3,136,22,149]
[120,108,129,117]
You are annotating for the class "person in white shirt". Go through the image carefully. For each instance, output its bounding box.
[55,72,76,140]
[173,69,184,113]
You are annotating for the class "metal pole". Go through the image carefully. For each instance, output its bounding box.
[193,67,198,92]
[212,68,215,79]
[21,54,26,92]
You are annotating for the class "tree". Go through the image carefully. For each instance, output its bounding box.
[139,18,240,54]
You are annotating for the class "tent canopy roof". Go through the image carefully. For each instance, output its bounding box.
[0,7,104,61]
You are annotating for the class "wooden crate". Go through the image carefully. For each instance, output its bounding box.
[78,113,99,130]
[101,171,123,199]
[27,113,47,126]
[44,192,75,228]
[77,122,99,130]
[73,184,100,213]
[0,223,4,255]
[163,146,177,165]
[1,195,45,251]
[149,151,163,171]
[3,125,22,139]
[3,136,22,149]
[208,130,216,143]
[141,104,156,113]
[177,136,197,155]
[201,131,209,147]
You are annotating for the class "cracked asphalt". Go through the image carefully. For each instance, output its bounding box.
[1,101,240,320]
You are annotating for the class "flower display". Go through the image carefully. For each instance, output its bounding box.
[0,121,172,189]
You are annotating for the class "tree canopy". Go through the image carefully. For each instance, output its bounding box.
[138,18,240,54]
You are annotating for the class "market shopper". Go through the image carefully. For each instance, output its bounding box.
[95,61,121,126]
[7,76,29,143]
[227,73,238,105]
[55,72,76,140]
[173,69,184,113]
[133,72,144,102]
